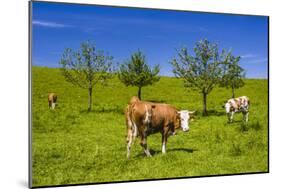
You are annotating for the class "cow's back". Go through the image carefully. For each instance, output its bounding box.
[130,101,151,125]
[150,103,179,129]
[48,93,57,102]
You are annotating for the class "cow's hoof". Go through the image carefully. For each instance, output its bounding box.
[146,153,152,157]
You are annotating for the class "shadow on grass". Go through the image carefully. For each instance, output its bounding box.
[206,109,226,117]
[145,99,167,103]
[135,148,198,157]
[80,106,124,115]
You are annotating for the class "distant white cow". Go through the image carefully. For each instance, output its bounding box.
[48,93,57,110]
[224,96,250,123]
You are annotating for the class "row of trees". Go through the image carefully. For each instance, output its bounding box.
[59,39,245,115]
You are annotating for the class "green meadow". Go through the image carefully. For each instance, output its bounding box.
[32,66,268,187]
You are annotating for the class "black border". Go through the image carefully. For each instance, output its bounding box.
[28,1,270,188]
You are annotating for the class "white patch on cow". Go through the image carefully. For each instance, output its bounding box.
[144,105,151,124]
[132,122,137,137]
[178,110,189,132]
[225,102,231,113]
[144,148,152,157]
[162,143,166,154]
[51,102,56,109]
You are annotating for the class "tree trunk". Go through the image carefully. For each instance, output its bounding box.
[202,92,208,116]
[88,87,93,112]
[138,86,142,100]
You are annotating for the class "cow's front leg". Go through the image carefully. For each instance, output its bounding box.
[230,111,234,123]
[227,113,231,123]
[246,112,249,122]
[243,111,249,123]
[161,127,169,154]
[140,130,151,157]
[161,138,166,154]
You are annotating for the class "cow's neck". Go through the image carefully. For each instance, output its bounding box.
[174,120,181,130]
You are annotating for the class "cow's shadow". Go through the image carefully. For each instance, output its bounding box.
[80,106,124,114]
[135,148,198,157]
[146,99,167,103]
[206,109,225,117]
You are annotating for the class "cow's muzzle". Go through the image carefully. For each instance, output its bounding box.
[183,128,189,132]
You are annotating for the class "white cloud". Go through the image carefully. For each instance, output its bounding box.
[32,20,70,28]
[241,54,257,59]
[247,58,268,64]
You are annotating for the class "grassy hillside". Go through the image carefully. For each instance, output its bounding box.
[31,66,268,187]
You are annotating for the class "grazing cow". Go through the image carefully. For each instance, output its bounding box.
[125,96,194,158]
[48,93,57,110]
[223,96,250,123]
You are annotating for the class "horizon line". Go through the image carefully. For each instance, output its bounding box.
[31,65,268,79]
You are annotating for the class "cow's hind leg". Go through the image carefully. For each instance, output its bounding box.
[139,129,151,157]
[51,102,56,109]
[126,116,135,158]
[126,128,133,158]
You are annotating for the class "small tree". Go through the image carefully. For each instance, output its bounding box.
[171,39,224,116]
[59,41,113,111]
[220,52,245,98]
[118,51,160,100]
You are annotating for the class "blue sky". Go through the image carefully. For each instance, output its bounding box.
[32,1,268,78]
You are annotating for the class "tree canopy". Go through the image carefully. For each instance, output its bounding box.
[118,51,160,99]
[220,52,245,98]
[59,41,113,111]
[171,39,226,115]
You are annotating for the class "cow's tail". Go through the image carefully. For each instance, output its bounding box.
[126,104,138,138]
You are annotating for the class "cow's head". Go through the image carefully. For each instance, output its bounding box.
[224,102,232,114]
[178,110,195,132]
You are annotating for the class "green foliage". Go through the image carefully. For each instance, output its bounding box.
[171,39,225,115]
[32,67,268,187]
[118,51,160,99]
[220,52,245,98]
[59,41,113,110]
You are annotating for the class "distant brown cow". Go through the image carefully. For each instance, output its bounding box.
[48,93,57,109]
[125,96,194,158]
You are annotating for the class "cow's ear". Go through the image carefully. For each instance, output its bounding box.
[188,111,196,115]
[189,111,196,120]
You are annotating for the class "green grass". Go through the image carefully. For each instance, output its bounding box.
[32,66,268,187]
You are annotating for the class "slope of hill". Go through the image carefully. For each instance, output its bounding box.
[31,66,268,187]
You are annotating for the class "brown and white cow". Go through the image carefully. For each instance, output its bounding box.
[48,93,57,110]
[125,96,194,158]
[223,96,250,123]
